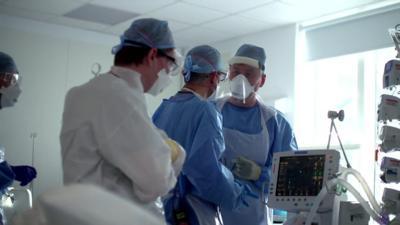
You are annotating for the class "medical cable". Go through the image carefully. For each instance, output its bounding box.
[305,178,382,225]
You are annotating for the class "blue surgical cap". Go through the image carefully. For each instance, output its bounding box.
[229,44,266,71]
[0,52,18,73]
[183,45,224,82]
[112,18,175,54]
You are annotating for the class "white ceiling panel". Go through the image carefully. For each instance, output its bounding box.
[103,18,191,38]
[63,3,139,26]
[239,1,326,24]
[108,20,232,47]
[103,28,123,36]
[167,20,192,32]
[174,26,233,47]
[281,0,381,16]
[0,4,54,22]
[281,0,378,8]
[325,0,381,13]
[278,0,384,22]
[91,0,177,14]
[50,16,109,32]
[201,15,276,37]
[182,0,274,13]
[147,2,227,25]
[3,0,85,16]
[103,19,134,36]
[174,37,195,49]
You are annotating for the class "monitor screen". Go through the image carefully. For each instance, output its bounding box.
[275,155,325,196]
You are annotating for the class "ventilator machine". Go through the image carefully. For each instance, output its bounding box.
[268,24,400,225]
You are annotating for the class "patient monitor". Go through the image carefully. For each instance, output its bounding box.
[267,150,340,212]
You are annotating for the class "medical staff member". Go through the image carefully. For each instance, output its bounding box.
[0,52,37,224]
[60,18,185,215]
[153,45,257,225]
[216,44,298,225]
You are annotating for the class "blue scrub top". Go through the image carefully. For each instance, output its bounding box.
[153,92,248,224]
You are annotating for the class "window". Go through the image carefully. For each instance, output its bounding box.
[294,46,398,196]
[295,53,361,149]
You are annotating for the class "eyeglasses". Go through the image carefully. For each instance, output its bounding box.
[158,50,179,73]
[217,71,227,81]
[193,71,227,82]
[0,73,19,89]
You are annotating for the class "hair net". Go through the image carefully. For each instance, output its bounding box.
[112,18,175,54]
[229,44,266,71]
[182,45,224,82]
[0,52,18,73]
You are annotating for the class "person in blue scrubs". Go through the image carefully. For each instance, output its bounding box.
[153,45,256,225]
[0,52,37,224]
[216,44,298,225]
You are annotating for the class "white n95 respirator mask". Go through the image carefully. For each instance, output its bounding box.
[147,69,173,96]
[229,74,254,100]
[0,83,21,109]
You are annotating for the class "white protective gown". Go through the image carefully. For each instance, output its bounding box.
[60,66,184,214]
[10,184,165,225]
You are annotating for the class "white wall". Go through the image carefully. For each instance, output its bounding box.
[213,24,298,123]
[305,7,400,61]
[0,15,181,198]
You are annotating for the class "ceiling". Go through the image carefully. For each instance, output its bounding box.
[0,0,399,48]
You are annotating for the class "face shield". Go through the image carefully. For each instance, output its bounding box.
[203,71,226,101]
[0,72,19,89]
[158,49,183,76]
[0,72,21,109]
[216,71,227,82]
[147,49,183,96]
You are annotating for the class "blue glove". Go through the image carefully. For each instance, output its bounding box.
[0,161,15,190]
[11,165,37,186]
[240,183,258,207]
[254,166,270,192]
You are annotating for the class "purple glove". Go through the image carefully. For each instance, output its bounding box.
[10,165,37,186]
[0,161,15,190]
